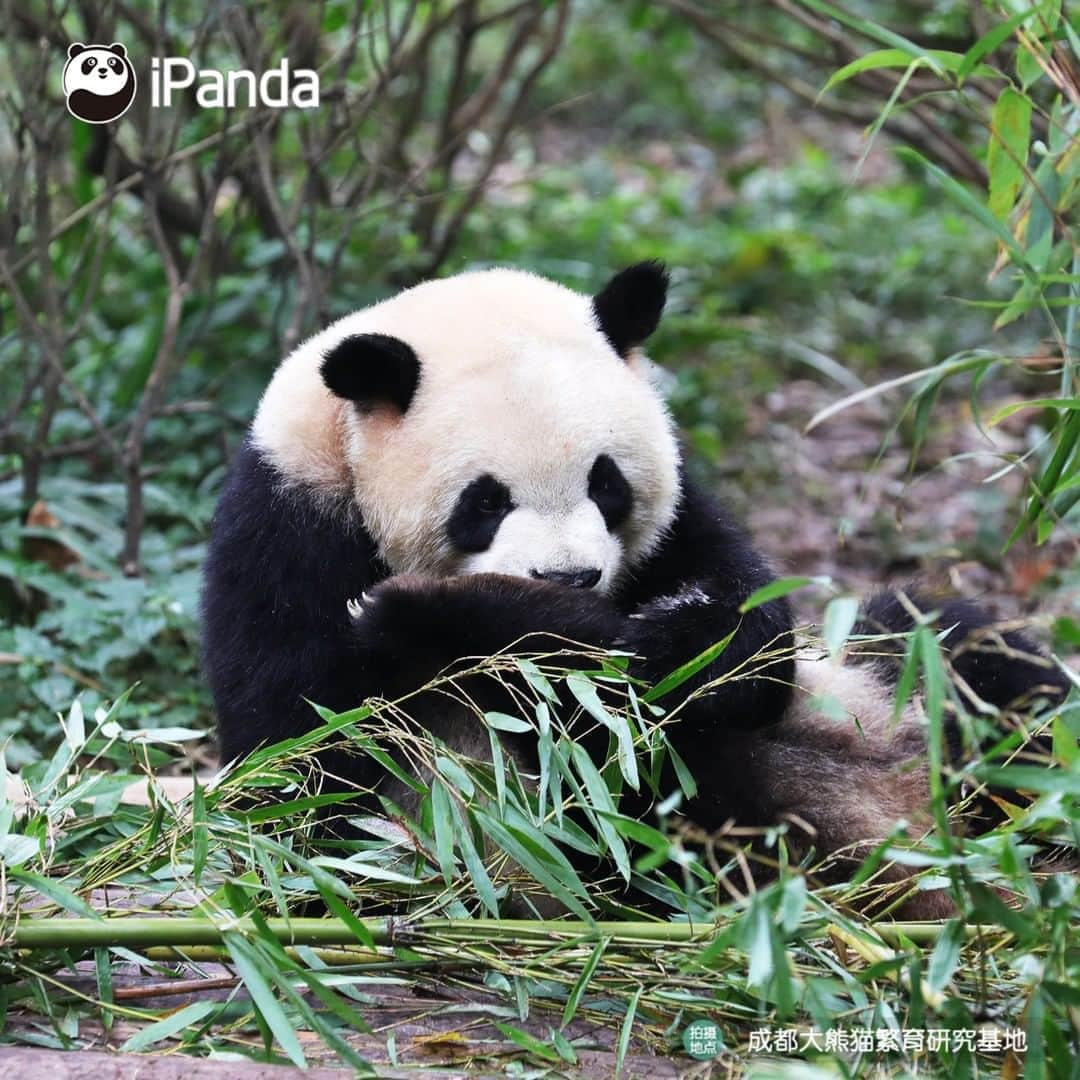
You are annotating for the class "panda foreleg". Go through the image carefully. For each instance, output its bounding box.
[619,587,797,733]
[346,572,624,700]
[615,478,798,734]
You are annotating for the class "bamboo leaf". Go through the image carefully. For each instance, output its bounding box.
[251,836,375,948]
[569,742,630,881]
[988,398,1080,426]
[975,766,1080,797]
[120,1000,219,1052]
[253,843,290,921]
[430,779,458,885]
[474,807,593,918]
[562,936,608,1026]
[94,948,114,1033]
[616,985,643,1074]
[896,148,1035,274]
[223,931,307,1068]
[1052,717,1079,767]
[738,576,819,614]
[241,790,366,824]
[823,48,969,93]
[663,737,699,800]
[987,89,1032,221]
[450,800,499,916]
[958,9,1038,79]
[742,896,774,986]
[516,658,559,703]
[927,918,965,992]
[892,632,920,721]
[309,855,423,884]
[797,0,947,66]
[642,628,736,705]
[191,776,208,883]
[241,922,374,1074]
[488,729,507,813]
[566,674,639,791]
[436,755,475,798]
[824,596,860,657]
[484,712,533,733]
[495,1022,562,1062]
[1009,410,1080,546]
[9,870,100,919]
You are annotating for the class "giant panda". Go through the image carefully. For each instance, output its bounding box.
[202,262,1069,913]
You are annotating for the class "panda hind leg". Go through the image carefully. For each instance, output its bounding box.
[854,587,1069,713]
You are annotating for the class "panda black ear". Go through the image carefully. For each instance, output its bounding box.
[320,333,420,414]
[592,260,669,358]
[68,43,86,58]
[108,43,127,58]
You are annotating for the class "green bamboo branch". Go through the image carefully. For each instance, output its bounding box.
[2,914,990,953]
[4,916,720,952]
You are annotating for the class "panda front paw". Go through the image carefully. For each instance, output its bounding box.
[346,591,376,621]
[344,576,452,695]
[345,575,434,637]
[346,574,532,640]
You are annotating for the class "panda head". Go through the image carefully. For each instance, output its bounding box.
[253,263,680,593]
[63,43,136,124]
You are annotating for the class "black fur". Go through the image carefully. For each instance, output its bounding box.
[592,261,669,357]
[202,441,386,764]
[446,475,515,553]
[588,454,633,531]
[320,333,420,413]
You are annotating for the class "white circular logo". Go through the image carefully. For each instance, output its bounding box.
[63,42,136,124]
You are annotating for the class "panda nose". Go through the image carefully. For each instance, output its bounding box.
[531,568,601,590]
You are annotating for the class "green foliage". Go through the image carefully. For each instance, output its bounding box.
[0,475,211,766]
[816,0,1080,546]
[0,638,1075,1070]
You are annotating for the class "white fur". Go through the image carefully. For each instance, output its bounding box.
[461,501,622,588]
[788,655,920,736]
[63,48,131,98]
[253,269,681,588]
[646,586,711,614]
[766,657,933,853]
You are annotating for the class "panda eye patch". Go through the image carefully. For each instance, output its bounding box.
[589,454,633,531]
[82,57,97,74]
[447,475,514,553]
[108,57,122,71]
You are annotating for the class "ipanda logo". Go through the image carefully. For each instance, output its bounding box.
[63,43,137,124]
[63,41,319,123]
[150,57,319,109]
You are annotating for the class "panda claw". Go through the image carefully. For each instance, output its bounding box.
[346,597,365,620]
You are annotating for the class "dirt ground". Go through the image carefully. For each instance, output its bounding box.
[0,964,686,1079]
[743,376,1078,650]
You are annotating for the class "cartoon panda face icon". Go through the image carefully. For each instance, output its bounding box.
[63,43,136,123]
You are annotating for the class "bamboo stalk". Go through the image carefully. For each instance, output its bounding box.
[869,921,989,945]
[143,945,450,968]
[8,917,390,950]
[827,924,947,1009]
[6,914,994,956]
[4,916,723,951]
